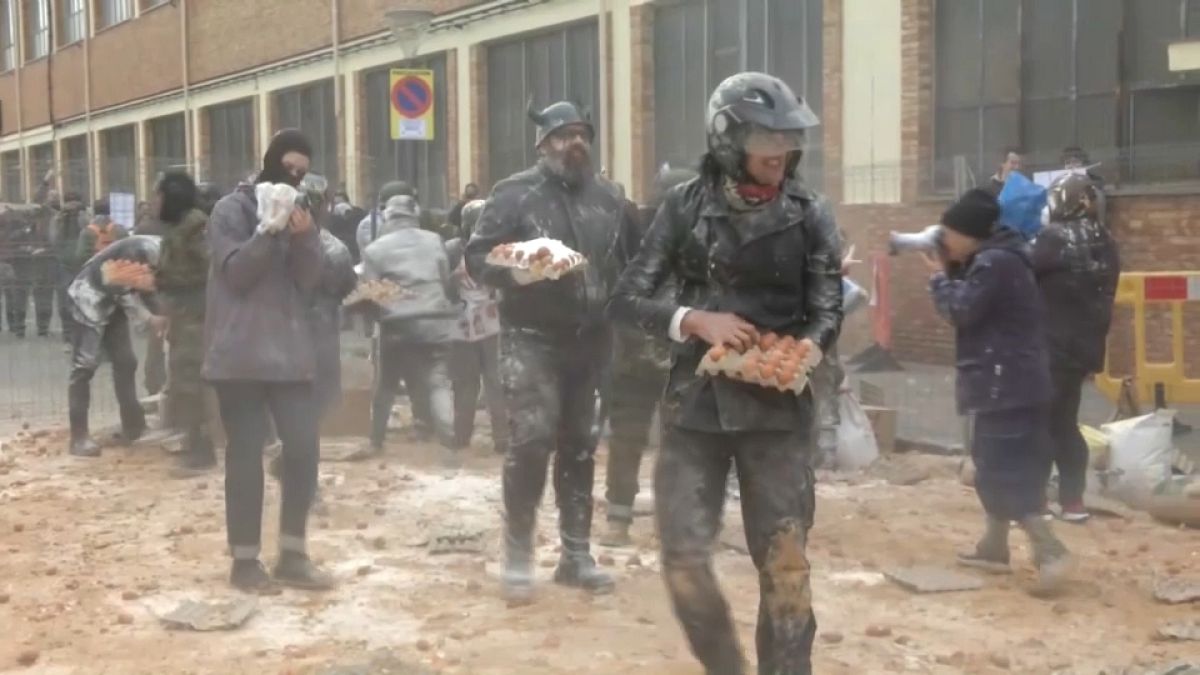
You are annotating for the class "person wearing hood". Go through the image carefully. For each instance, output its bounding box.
[1032,172,1120,523]
[608,73,841,675]
[360,193,459,453]
[153,171,218,477]
[446,199,507,455]
[203,128,332,593]
[465,99,638,604]
[600,166,696,548]
[66,234,166,457]
[924,188,1071,592]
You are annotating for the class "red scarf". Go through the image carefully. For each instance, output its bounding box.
[734,182,781,204]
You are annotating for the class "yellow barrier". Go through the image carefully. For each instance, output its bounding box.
[1095,272,1200,405]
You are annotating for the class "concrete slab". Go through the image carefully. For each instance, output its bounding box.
[885,565,984,593]
[1154,577,1200,605]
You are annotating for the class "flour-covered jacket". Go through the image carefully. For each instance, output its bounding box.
[1031,216,1120,374]
[464,164,638,337]
[68,235,161,329]
[608,177,844,433]
[359,216,459,344]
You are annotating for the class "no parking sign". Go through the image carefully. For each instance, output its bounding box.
[389,69,435,141]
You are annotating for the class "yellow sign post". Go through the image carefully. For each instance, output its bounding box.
[389,68,435,141]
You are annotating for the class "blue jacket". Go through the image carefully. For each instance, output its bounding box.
[930,228,1050,414]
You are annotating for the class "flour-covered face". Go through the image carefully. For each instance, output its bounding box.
[540,124,594,186]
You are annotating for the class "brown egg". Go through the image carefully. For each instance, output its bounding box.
[740,359,758,380]
[759,332,779,351]
[514,250,526,261]
[707,345,727,361]
[536,246,552,259]
[777,367,797,385]
[758,364,775,381]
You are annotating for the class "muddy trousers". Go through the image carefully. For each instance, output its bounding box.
[4,258,53,336]
[450,337,508,449]
[1043,367,1089,507]
[500,329,605,558]
[215,381,319,560]
[657,425,817,675]
[68,311,145,437]
[604,363,666,523]
[370,341,454,448]
[143,333,166,397]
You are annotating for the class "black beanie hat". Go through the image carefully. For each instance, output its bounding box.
[257,128,313,184]
[941,188,1000,240]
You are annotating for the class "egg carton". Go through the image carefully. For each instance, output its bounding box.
[696,333,823,394]
[485,237,588,281]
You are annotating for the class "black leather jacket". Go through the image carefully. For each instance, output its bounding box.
[465,163,638,338]
[608,177,843,433]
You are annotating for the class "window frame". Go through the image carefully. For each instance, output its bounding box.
[95,0,133,31]
[60,0,86,46]
[25,0,50,62]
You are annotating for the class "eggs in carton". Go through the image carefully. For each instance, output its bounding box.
[696,332,823,394]
[485,237,588,281]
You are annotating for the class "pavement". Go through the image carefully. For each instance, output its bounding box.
[850,361,1200,462]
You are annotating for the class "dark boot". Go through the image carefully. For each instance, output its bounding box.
[957,517,1012,574]
[554,536,615,594]
[502,530,535,606]
[273,551,335,591]
[230,559,274,593]
[1021,516,1072,594]
[67,385,100,458]
[171,428,217,479]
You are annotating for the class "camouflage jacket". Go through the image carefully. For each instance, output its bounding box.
[155,209,209,313]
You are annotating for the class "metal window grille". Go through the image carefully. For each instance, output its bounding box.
[97,0,133,30]
[26,0,49,60]
[652,0,824,188]
[62,135,90,203]
[62,0,86,44]
[206,98,256,192]
[361,53,449,208]
[102,124,136,196]
[274,78,340,192]
[148,113,187,185]
[487,21,600,187]
[934,0,1200,189]
[1,149,23,201]
[29,142,53,186]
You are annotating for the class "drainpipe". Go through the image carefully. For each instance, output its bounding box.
[180,0,192,173]
[332,0,343,189]
[597,0,609,174]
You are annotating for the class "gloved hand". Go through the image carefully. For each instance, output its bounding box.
[255,183,298,235]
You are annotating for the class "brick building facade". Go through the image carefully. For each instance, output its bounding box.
[0,0,1196,367]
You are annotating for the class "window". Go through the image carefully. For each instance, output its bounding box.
[206,98,256,192]
[29,142,53,187]
[101,124,136,196]
[62,135,91,203]
[2,150,24,202]
[61,0,86,45]
[362,55,449,208]
[653,0,824,187]
[274,79,340,192]
[26,0,49,60]
[96,0,133,30]
[935,0,1200,189]
[0,1,15,70]
[487,21,600,187]
[148,113,187,186]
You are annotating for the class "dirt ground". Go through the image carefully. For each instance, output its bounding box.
[0,427,1197,675]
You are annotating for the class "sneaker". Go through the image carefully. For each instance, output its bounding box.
[273,553,336,591]
[956,550,1012,574]
[1059,503,1090,524]
[170,452,217,479]
[230,560,275,593]
[69,437,101,458]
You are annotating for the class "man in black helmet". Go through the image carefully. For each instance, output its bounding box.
[609,72,842,675]
[465,100,638,604]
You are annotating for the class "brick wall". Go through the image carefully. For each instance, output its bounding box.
[444,48,460,195]
[90,3,181,109]
[821,0,843,204]
[187,0,331,84]
[339,0,485,42]
[468,43,487,189]
[49,46,86,120]
[628,3,653,203]
[17,61,50,129]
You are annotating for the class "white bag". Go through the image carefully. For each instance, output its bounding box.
[835,389,880,471]
[1101,410,1176,494]
[255,183,298,234]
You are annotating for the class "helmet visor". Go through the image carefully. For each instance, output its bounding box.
[741,125,806,155]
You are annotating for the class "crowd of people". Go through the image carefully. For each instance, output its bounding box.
[0,67,1125,675]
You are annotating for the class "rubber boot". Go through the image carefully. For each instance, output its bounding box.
[67,382,100,458]
[501,530,535,606]
[171,428,217,479]
[956,517,1012,574]
[273,551,336,591]
[554,535,615,594]
[1020,516,1072,594]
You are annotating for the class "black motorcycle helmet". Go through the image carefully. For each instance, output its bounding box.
[528,100,595,149]
[706,72,820,184]
[1047,171,1099,222]
[459,198,486,239]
